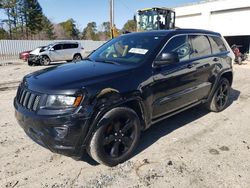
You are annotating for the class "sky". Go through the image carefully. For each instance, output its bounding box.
[1,0,201,31]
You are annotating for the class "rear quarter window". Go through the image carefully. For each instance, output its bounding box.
[208,36,227,54]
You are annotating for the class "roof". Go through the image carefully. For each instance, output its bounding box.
[125,28,221,37]
[138,7,174,12]
[52,41,79,45]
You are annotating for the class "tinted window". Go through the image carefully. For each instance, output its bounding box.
[71,43,78,48]
[63,44,71,49]
[53,44,63,50]
[63,43,78,49]
[161,35,191,61]
[209,36,227,54]
[189,35,211,58]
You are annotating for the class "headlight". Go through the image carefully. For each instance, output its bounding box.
[46,95,83,108]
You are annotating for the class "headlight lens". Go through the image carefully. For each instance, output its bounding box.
[46,95,83,108]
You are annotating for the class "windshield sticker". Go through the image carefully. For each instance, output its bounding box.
[129,48,148,55]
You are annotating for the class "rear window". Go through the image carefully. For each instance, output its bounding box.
[209,36,227,54]
[189,35,211,58]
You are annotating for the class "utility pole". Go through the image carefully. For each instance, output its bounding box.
[110,0,114,38]
[110,0,114,27]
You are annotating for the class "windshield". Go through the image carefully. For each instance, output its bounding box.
[89,34,164,64]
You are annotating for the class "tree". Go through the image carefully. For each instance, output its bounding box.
[40,15,55,39]
[60,18,79,40]
[0,28,8,39]
[25,0,43,36]
[1,0,16,39]
[82,22,98,40]
[123,19,137,32]
[98,21,110,40]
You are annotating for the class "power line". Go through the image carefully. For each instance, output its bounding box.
[116,0,134,14]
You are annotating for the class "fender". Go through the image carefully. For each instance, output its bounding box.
[81,87,146,147]
[207,69,233,102]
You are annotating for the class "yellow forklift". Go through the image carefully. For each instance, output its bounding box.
[136,7,176,31]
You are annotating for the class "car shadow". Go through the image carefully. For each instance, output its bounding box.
[133,88,241,157]
[79,88,240,166]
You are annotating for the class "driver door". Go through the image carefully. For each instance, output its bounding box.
[151,35,199,119]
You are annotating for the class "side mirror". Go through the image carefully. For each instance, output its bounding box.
[50,48,54,51]
[154,52,179,67]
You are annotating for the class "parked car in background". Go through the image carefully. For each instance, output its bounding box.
[14,29,233,166]
[28,42,85,66]
[27,46,46,66]
[19,50,31,61]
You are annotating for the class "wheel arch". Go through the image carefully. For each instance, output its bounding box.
[207,70,233,102]
[220,71,233,86]
[82,92,147,147]
[73,53,82,59]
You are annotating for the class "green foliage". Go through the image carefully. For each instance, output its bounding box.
[0,28,8,39]
[60,18,79,39]
[82,22,99,41]
[41,15,55,39]
[25,0,43,34]
[123,19,137,32]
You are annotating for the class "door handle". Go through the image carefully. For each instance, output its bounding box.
[213,57,220,62]
[187,64,194,69]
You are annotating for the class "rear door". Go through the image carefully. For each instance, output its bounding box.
[188,34,216,99]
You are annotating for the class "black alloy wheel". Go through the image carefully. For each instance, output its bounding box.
[88,107,141,166]
[206,78,230,112]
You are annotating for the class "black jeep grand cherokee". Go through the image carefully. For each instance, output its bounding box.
[14,29,233,166]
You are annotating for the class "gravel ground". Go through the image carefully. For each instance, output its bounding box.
[0,61,249,188]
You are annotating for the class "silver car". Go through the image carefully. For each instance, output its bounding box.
[28,42,85,66]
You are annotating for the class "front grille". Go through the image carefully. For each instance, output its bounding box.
[16,86,41,111]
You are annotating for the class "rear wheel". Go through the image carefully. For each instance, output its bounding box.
[41,56,51,66]
[73,54,82,62]
[206,78,230,112]
[88,107,141,166]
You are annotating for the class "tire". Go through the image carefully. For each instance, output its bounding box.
[41,56,51,66]
[73,54,82,62]
[28,60,34,66]
[88,107,141,166]
[206,78,230,112]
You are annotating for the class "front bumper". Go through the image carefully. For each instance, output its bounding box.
[28,55,41,64]
[14,98,91,158]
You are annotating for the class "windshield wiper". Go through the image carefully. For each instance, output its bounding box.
[83,57,93,61]
[94,59,119,65]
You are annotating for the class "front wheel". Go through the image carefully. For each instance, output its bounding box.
[206,78,230,112]
[41,56,51,66]
[88,107,141,166]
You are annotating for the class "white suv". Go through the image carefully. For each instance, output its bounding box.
[28,42,85,66]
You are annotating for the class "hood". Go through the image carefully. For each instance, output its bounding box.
[24,60,135,94]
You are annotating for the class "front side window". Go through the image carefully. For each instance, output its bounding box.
[89,35,164,64]
[189,35,211,58]
[160,35,191,61]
